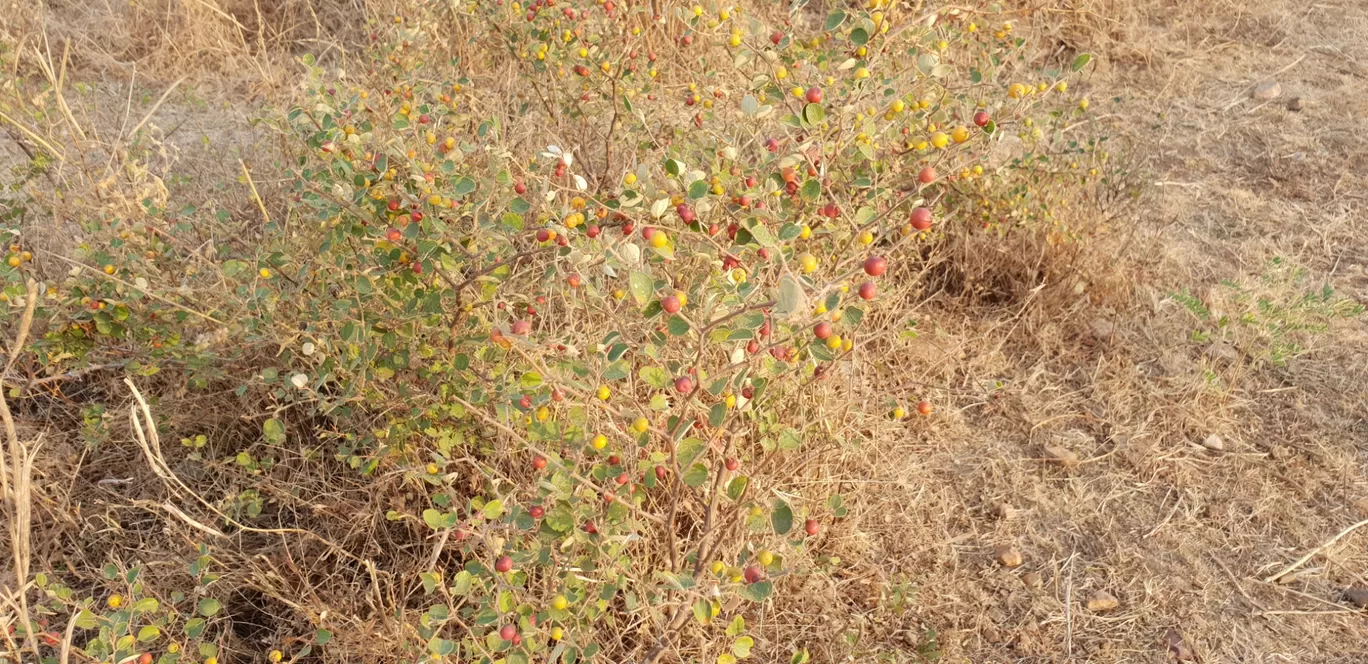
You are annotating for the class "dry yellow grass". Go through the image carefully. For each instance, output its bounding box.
[2,0,1365,662]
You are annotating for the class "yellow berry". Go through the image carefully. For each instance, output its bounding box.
[798,253,818,273]
[551,627,564,641]
[551,594,569,610]
[711,560,726,574]
[426,463,439,475]
[1008,83,1026,99]
[892,406,906,419]
[592,434,608,449]
[930,132,949,149]
[632,417,649,433]
[536,406,550,421]
[857,231,874,246]
[1056,81,1068,93]
[1078,97,1090,110]
[854,67,870,79]
[103,264,116,275]
[775,67,788,80]
[890,99,905,113]
[799,225,812,239]
[6,256,19,268]
[951,126,969,143]
[757,550,774,566]
[624,172,637,186]
[269,651,284,663]
[597,386,611,401]
[826,334,842,349]
[724,394,737,408]
[259,268,272,279]
[107,594,123,609]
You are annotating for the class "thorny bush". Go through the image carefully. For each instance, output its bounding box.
[0,0,1128,662]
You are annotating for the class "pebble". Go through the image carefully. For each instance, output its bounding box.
[994,544,1024,568]
[1201,434,1225,451]
[1086,589,1119,612]
[1253,80,1282,100]
[1044,445,1080,467]
[1342,587,1368,608]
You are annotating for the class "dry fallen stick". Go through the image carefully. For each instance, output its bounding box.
[1264,517,1368,583]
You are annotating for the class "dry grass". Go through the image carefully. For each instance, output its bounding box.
[2,0,1366,662]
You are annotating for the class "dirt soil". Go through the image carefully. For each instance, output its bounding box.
[806,0,1368,661]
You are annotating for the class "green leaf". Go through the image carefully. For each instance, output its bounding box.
[197,598,222,617]
[725,616,746,636]
[688,180,709,200]
[778,223,802,241]
[777,428,802,451]
[775,275,805,315]
[482,499,505,519]
[780,114,803,129]
[739,580,773,602]
[664,159,686,176]
[692,599,711,625]
[546,504,575,532]
[640,366,671,389]
[428,637,456,655]
[790,648,811,664]
[629,271,655,306]
[850,27,869,45]
[603,360,631,381]
[509,197,531,214]
[137,625,161,642]
[650,393,670,410]
[1071,53,1092,71]
[421,572,441,595]
[726,476,748,501]
[677,437,705,467]
[132,598,159,614]
[824,10,847,30]
[719,655,738,664]
[667,315,691,336]
[520,372,543,389]
[802,103,825,126]
[262,418,286,444]
[453,177,477,196]
[800,179,820,201]
[844,306,864,326]
[771,499,793,534]
[732,635,755,658]
[854,206,876,226]
[708,404,726,428]
[450,570,473,595]
[736,311,765,330]
[74,610,99,630]
[316,628,333,645]
[185,618,206,638]
[683,463,709,487]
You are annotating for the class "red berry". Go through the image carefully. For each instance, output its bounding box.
[973,110,991,127]
[519,395,532,409]
[676,203,696,223]
[863,255,887,277]
[917,400,933,415]
[918,166,936,184]
[386,227,402,242]
[805,87,823,104]
[387,198,401,211]
[586,224,601,238]
[495,555,513,573]
[661,296,682,314]
[813,321,833,339]
[512,320,531,335]
[418,114,431,124]
[641,226,655,240]
[858,281,877,300]
[567,273,583,288]
[765,138,780,152]
[725,458,739,472]
[655,465,667,480]
[615,472,629,485]
[910,207,932,231]
[500,624,517,641]
[511,634,522,646]
[622,221,635,235]
[138,654,153,664]
[608,454,620,465]
[530,505,545,518]
[584,521,597,534]
[514,181,527,195]
[746,339,759,354]
[743,565,765,584]
[674,376,694,394]
[536,229,551,242]
[804,518,820,536]
[770,30,784,45]
[533,455,547,470]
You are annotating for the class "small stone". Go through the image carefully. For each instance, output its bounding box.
[1022,571,1043,590]
[993,502,1018,520]
[1162,628,1197,661]
[1044,445,1080,467]
[1341,587,1368,608]
[1287,96,1303,111]
[1252,80,1282,100]
[1089,318,1116,339]
[994,544,1024,568]
[1201,434,1225,451]
[1086,589,1119,612]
